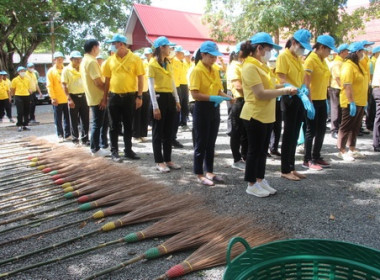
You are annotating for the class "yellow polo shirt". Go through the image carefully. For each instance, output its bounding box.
[240,56,276,123]
[11,76,30,96]
[360,54,370,93]
[148,58,175,92]
[0,79,9,100]
[80,54,104,106]
[189,61,223,99]
[26,70,38,92]
[172,57,185,87]
[182,61,191,85]
[102,51,144,93]
[276,48,304,88]
[330,55,344,89]
[340,60,366,108]
[304,52,330,100]
[61,63,84,94]
[226,60,243,98]
[47,65,67,104]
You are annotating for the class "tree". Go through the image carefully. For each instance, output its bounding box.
[0,0,150,78]
[204,0,380,45]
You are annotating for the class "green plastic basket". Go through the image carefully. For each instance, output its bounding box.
[223,237,380,280]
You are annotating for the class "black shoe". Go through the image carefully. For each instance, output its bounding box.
[331,131,338,139]
[22,126,30,131]
[111,153,122,163]
[270,150,281,157]
[360,127,370,135]
[266,152,272,158]
[72,139,80,145]
[81,140,90,146]
[172,140,184,148]
[124,150,140,160]
[374,147,380,152]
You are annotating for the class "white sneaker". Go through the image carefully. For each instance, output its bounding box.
[296,145,304,155]
[92,149,109,157]
[259,179,277,195]
[348,150,365,159]
[156,164,170,173]
[231,160,245,171]
[246,182,270,197]
[338,152,355,161]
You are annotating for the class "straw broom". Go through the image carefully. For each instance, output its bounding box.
[0,192,64,212]
[0,187,62,207]
[0,177,53,193]
[83,217,233,280]
[156,223,283,279]
[0,180,60,199]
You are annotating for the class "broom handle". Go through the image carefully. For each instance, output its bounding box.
[0,229,100,266]
[0,181,58,198]
[0,173,50,187]
[82,255,145,280]
[0,188,61,206]
[0,178,53,192]
[0,191,62,211]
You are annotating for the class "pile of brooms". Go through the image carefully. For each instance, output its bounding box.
[0,137,284,279]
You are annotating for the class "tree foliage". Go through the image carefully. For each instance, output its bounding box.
[0,0,150,77]
[204,0,380,45]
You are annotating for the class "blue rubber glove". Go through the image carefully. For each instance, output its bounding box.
[326,99,330,115]
[298,92,315,120]
[299,84,310,96]
[209,95,231,107]
[349,102,357,117]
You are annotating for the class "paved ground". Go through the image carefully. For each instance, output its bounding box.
[0,103,379,279]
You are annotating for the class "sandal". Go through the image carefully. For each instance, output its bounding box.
[292,170,306,179]
[197,177,214,186]
[206,174,225,183]
[166,162,181,170]
[281,173,301,181]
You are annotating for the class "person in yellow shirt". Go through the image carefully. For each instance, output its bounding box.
[25,63,42,124]
[337,42,368,160]
[361,40,375,132]
[371,46,380,152]
[133,48,152,143]
[103,34,145,162]
[0,71,13,123]
[303,35,337,170]
[240,33,297,197]
[80,39,109,157]
[328,44,349,139]
[10,66,31,132]
[148,36,181,173]
[226,42,247,171]
[190,41,232,186]
[47,51,70,141]
[3,72,14,121]
[275,29,313,181]
[62,50,89,145]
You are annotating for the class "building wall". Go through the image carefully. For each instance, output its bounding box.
[131,19,150,51]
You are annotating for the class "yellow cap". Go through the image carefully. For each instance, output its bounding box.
[101,222,116,231]
[93,211,105,219]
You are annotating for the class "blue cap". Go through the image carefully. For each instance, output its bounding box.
[153,36,176,48]
[0,70,6,75]
[250,32,282,50]
[144,47,153,54]
[184,50,190,56]
[199,41,223,56]
[27,62,34,68]
[337,43,349,53]
[293,29,312,51]
[96,54,104,59]
[316,35,338,53]
[234,42,243,53]
[348,42,366,53]
[106,34,127,44]
[70,50,82,58]
[17,66,26,72]
[372,46,380,54]
[361,40,375,47]
[174,45,184,52]
[53,51,64,59]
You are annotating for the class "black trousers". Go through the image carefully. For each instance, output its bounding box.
[53,103,70,138]
[69,93,89,142]
[372,88,380,148]
[0,98,11,120]
[90,105,108,153]
[244,118,272,183]
[108,92,136,154]
[229,98,247,162]
[152,92,176,163]
[193,101,220,175]
[133,91,150,138]
[178,84,189,126]
[269,99,282,153]
[29,92,38,121]
[366,86,376,130]
[281,95,304,173]
[328,87,341,133]
[304,100,327,162]
[15,95,30,127]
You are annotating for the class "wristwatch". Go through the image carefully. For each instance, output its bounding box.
[136,95,142,99]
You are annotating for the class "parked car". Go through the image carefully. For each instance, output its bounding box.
[36,77,50,105]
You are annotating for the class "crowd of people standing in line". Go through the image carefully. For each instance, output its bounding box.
[2,30,379,198]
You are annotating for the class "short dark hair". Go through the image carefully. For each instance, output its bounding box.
[84,39,99,54]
